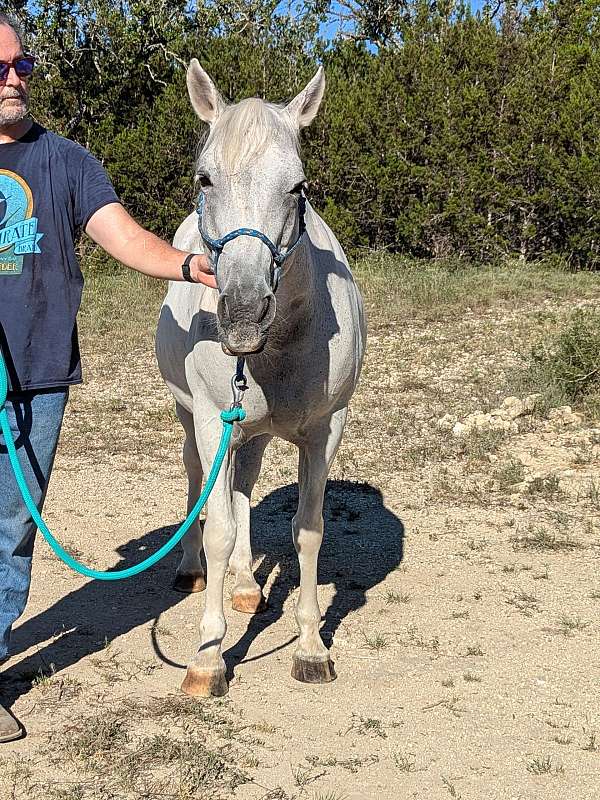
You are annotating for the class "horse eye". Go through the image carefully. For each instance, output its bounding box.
[289,181,306,196]
[197,174,212,188]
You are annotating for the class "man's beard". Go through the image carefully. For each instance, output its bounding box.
[0,89,29,127]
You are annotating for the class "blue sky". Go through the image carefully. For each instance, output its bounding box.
[319,0,490,42]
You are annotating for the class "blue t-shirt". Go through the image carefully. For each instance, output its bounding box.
[0,122,119,393]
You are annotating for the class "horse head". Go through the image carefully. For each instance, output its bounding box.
[187,60,325,356]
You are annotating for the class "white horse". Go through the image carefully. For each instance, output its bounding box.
[156,60,366,696]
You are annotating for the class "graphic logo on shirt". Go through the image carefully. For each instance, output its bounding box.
[0,169,44,276]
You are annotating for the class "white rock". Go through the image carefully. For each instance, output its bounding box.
[452,422,467,437]
[437,414,457,431]
[523,394,542,412]
[500,396,526,419]
[548,406,583,427]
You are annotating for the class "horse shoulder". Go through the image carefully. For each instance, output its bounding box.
[305,202,366,353]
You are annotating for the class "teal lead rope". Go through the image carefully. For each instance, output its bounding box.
[0,348,246,581]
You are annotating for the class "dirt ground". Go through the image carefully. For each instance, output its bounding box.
[1,281,600,800]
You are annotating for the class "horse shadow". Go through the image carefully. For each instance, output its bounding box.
[224,479,404,677]
[1,479,403,706]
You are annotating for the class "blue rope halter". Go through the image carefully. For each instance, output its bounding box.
[195,191,307,292]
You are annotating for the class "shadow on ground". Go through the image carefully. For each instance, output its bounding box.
[1,479,403,705]
[224,480,404,677]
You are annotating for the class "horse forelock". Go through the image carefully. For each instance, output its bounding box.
[200,98,300,174]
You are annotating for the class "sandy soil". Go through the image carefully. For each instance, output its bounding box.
[1,295,599,800]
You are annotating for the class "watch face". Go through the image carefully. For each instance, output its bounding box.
[182,257,194,282]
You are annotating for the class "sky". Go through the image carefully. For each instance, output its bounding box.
[319,0,491,43]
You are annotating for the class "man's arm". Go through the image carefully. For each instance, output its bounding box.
[85,202,217,288]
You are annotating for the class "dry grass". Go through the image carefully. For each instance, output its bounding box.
[354,253,600,325]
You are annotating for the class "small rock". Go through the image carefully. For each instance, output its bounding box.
[437,413,457,431]
[523,394,542,413]
[548,406,584,427]
[452,421,467,437]
[500,396,526,419]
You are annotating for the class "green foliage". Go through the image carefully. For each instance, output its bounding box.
[528,308,600,416]
[6,1,600,261]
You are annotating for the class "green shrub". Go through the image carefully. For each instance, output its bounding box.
[528,308,600,417]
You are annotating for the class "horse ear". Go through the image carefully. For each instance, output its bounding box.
[186,59,225,123]
[285,67,325,129]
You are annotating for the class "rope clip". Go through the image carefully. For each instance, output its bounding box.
[230,356,248,409]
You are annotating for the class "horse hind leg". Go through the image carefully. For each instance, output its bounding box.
[291,408,348,684]
[230,434,271,614]
[172,403,206,593]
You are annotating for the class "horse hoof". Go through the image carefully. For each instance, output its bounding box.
[181,667,228,697]
[172,572,206,593]
[291,655,337,684]
[231,589,266,614]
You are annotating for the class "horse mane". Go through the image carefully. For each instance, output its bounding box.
[199,97,300,174]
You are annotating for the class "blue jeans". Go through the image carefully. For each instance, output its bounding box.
[0,388,68,663]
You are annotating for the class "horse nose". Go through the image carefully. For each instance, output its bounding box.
[217,292,277,356]
[217,292,276,326]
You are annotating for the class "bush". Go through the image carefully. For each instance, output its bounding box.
[528,308,600,417]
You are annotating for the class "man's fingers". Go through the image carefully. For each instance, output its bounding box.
[196,273,218,289]
[193,253,212,273]
[190,254,218,288]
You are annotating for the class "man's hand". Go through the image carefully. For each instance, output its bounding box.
[189,253,217,288]
[85,202,218,288]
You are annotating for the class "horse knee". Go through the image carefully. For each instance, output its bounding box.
[292,513,324,550]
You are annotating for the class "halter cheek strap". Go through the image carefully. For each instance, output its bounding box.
[195,191,306,292]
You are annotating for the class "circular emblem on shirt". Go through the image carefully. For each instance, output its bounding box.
[0,169,43,275]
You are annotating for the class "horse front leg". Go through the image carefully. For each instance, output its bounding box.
[173,403,206,593]
[291,407,347,684]
[230,434,271,614]
[181,414,236,698]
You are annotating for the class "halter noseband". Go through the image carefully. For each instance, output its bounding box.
[195,191,306,292]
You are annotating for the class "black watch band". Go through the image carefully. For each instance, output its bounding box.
[181,253,195,283]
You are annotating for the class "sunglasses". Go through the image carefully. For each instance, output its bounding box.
[0,56,35,82]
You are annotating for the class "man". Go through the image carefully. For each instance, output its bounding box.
[0,14,216,742]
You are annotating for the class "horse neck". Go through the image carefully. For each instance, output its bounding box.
[272,246,316,341]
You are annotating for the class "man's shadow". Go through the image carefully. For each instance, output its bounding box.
[1,526,187,706]
[1,480,403,705]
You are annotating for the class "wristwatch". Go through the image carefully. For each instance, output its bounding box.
[181,253,195,283]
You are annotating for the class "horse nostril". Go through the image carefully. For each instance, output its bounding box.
[258,296,271,323]
[257,297,269,322]
[217,294,231,323]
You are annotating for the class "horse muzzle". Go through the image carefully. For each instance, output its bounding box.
[220,322,267,356]
[217,292,276,356]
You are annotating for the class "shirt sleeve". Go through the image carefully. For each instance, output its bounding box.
[70,148,121,231]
